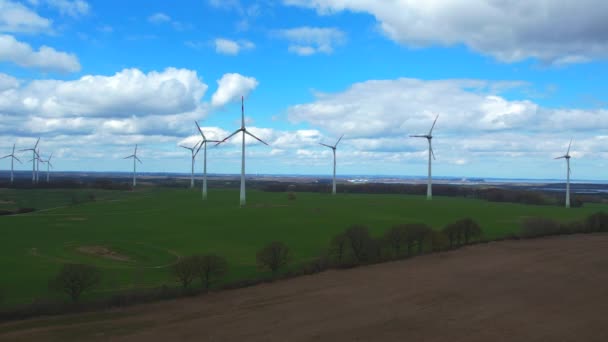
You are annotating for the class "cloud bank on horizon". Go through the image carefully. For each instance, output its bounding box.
[1,0,608,180]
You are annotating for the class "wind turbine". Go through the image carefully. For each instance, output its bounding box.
[410,115,439,200]
[555,139,573,208]
[35,148,41,184]
[124,145,142,187]
[319,135,344,195]
[194,121,221,200]
[19,138,40,184]
[216,96,269,207]
[180,141,202,189]
[1,143,21,184]
[42,153,53,183]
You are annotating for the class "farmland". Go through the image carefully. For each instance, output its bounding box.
[0,187,606,305]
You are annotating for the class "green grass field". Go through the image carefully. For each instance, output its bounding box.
[0,187,605,306]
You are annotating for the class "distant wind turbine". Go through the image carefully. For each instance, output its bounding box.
[42,153,53,183]
[180,141,202,189]
[124,145,142,187]
[555,139,573,208]
[35,148,41,184]
[216,96,269,207]
[319,134,344,195]
[195,121,221,200]
[19,138,40,184]
[1,143,21,184]
[410,115,439,200]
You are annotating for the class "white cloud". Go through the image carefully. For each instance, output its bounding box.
[214,38,255,55]
[276,26,345,55]
[284,0,608,64]
[211,73,259,107]
[148,12,171,24]
[0,34,80,72]
[0,68,209,125]
[0,0,51,33]
[45,0,89,17]
[0,73,19,90]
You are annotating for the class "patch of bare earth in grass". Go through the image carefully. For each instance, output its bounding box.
[77,246,131,262]
[2,234,608,341]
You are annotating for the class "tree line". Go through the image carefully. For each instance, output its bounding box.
[2,211,608,321]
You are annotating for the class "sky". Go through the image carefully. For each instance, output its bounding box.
[1,0,608,180]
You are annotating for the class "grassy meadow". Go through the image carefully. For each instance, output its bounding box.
[0,186,605,306]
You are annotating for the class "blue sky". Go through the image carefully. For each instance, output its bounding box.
[1,0,608,180]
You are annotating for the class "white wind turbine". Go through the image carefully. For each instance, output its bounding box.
[319,135,344,195]
[180,141,202,189]
[35,148,41,184]
[19,138,40,184]
[124,145,142,187]
[410,115,439,200]
[1,143,21,184]
[216,96,269,207]
[42,153,53,183]
[194,121,221,200]
[554,139,573,208]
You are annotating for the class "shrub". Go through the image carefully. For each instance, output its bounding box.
[404,223,432,255]
[327,233,349,265]
[344,225,378,263]
[442,218,483,247]
[520,217,561,238]
[383,225,409,257]
[49,264,101,303]
[257,241,290,274]
[428,230,450,252]
[193,254,228,290]
[585,212,608,233]
[287,192,297,200]
[171,256,198,289]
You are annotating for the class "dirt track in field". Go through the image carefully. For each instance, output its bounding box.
[2,234,608,341]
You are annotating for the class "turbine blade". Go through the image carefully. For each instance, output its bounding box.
[319,143,334,148]
[567,138,573,155]
[245,130,269,146]
[179,145,192,151]
[410,135,427,138]
[48,153,53,161]
[194,140,204,156]
[554,156,566,159]
[335,134,344,147]
[135,156,142,164]
[216,129,242,146]
[0,155,9,159]
[34,137,40,149]
[14,156,22,163]
[124,155,135,159]
[134,144,138,155]
[431,146,436,160]
[429,115,439,135]
[195,121,206,140]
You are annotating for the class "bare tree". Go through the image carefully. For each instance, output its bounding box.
[49,263,101,303]
[194,254,228,290]
[384,225,409,257]
[257,241,290,274]
[172,256,198,288]
[344,225,377,263]
[328,233,349,264]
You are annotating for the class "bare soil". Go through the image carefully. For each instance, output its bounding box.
[77,246,131,262]
[2,234,608,342]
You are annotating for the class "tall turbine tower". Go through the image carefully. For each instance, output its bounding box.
[195,121,221,200]
[20,138,40,184]
[555,139,573,208]
[1,143,21,184]
[180,141,202,189]
[35,148,41,184]
[124,145,142,187]
[42,153,53,183]
[410,115,439,200]
[319,135,344,195]
[216,96,269,207]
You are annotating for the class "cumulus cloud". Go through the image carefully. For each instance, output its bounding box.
[214,38,255,55]
[284,0,608,64]
[276,26,345,55]
[211,73,259,107]
[0,68,210,137]
[0,0,51,33]
[0,34,80,72]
